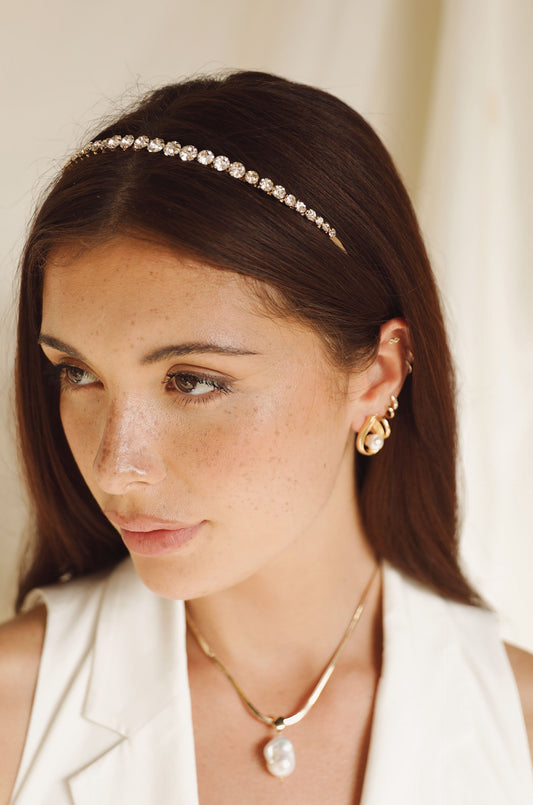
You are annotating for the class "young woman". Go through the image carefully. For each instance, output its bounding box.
[1,71,532,804]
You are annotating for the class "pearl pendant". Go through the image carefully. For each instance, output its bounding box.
[263,734,296,778]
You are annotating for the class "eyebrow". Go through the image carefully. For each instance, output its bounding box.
[37,334,259,363]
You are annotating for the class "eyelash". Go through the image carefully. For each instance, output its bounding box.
[45,362,90,391]
[47,363,232,406]
[163,371,231,405]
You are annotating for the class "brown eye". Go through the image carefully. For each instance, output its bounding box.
[165,372,229,398]
[171,373,201,393]
[63,365,97,386]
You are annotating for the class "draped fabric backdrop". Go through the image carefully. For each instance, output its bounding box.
[1,0,531,647]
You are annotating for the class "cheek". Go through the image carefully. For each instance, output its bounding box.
[168,388,348,512]
[59,395,99,475]
[58,379,351,520]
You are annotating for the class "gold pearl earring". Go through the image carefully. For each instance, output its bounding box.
[356,395,399,456]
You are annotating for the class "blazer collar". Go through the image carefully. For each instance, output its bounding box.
[83,557,188,736]
[68,558,199,805]
[361,563,533,805]
[68,558,533,805]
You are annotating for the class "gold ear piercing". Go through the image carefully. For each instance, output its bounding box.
[359,335,410,454]
[388,336,414,374]
[356,395,398,456]
[385,395,399,419]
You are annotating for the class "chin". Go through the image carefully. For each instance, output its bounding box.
[128,552,218,601]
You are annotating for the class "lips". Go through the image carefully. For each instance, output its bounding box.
[106,511,196,532]
[105,511,204,557]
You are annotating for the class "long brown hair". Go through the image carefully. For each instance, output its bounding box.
[15,70,480,609]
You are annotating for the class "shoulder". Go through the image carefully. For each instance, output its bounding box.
[0,605,47,710]
[0,564,120,803]
[0,605,46,686]
[505,643,533,765]
[0,606,46,804]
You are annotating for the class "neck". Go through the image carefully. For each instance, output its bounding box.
[185,497,382,708]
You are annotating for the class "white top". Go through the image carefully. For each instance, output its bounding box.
[11,558,533,804]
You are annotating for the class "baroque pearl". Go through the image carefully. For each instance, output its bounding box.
[263,734,296,778]
[366,433,384,453]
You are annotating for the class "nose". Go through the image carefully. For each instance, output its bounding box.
[93,396,167,495]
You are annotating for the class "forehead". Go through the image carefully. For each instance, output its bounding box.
[41,236,324,363]
[45,236,255,311]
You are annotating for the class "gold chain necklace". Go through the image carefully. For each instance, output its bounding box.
[185,564,379,778]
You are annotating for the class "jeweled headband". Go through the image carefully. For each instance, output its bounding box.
[68,134,346,252]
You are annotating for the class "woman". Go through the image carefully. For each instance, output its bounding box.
[1,71,531,804]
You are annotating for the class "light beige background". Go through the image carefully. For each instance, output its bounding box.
[1,0,531,648]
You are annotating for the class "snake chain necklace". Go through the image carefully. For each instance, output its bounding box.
[186,565,379,778]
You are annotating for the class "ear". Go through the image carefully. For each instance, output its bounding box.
[349,318,413,432]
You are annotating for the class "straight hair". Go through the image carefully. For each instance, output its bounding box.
[15,70,481,609]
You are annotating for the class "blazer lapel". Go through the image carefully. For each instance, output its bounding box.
[360,563,533,805]
[67,559,199,805]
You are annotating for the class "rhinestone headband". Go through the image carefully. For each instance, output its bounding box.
[68,134,346,252]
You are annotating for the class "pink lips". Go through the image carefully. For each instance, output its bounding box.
[106,511,204,557]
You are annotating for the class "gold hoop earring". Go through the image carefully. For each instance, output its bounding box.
[356,395,398,456]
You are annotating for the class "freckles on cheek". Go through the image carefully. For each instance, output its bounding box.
[196,406,305,498]
[59,398,98,474]
[170,406,272,482]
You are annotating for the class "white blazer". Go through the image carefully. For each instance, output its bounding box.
[12,558,533,804]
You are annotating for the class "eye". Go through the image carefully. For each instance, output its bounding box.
[165,372,230,399]
[59,364,98,387]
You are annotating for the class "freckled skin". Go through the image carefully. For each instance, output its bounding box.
[40,236,379,601]
[35,237,418,805]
